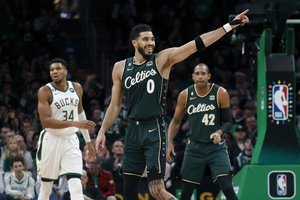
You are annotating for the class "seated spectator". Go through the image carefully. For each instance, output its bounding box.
[232,137,253,174]
[0,124,13,157]
[86,156,116,200]
[103,140,123,182]
[227,124,248,165]
[1,136,23,172]
[15,135,34,173]
[4,155,35,200]
[244,115,257,144]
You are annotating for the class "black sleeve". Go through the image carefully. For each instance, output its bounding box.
[220,107,233,134]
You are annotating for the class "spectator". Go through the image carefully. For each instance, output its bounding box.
[15,135,34,174]
[244,115,257,144]
[227,124,248,165]
[232,137,253,174]
[86,156,116,200]
[0,124,12,156]
[4,155,35,200]
[103,140,124,182]
[1,135,23,172]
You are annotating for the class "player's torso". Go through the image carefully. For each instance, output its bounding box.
[45,81,79,135]
[122,55,168,120]
[186,83,221,142]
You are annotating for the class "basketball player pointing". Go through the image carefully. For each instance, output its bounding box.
[37,58,96,200]
[96,9,249,200]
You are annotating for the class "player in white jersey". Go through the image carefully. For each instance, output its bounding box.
[36,58,96,200]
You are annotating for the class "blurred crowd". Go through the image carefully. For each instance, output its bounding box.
[0,0,299,199]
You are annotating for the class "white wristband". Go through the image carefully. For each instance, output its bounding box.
[222,23,232,33]
[78,111,91,143]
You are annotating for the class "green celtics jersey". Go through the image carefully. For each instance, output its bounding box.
[186,83,221,143]
[122,55,168,120]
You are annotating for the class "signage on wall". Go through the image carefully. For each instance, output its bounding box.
[267,81,293,125]
[268,171,296,199]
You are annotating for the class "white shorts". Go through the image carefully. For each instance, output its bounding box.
[36,130,83,180]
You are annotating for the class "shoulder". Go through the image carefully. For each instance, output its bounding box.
[177,88,188,104]
[72,82,83,90]
[216,85,228,95]
[114,59,126,70]
[4,172,12,179]
[179,88,188,97]
[37,85,51,97]
[113,59,126,80]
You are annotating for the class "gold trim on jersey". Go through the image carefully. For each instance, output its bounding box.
[213,173,229,183]
[194,83,215,97]
[123,172,143,177]
[182,178,201,185]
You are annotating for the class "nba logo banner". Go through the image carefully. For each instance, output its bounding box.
[272,85,288,120]
[268,171,295,199]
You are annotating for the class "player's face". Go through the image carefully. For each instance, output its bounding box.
[49,63,67,83]
[135,31,155,60]
[192,66,211,88]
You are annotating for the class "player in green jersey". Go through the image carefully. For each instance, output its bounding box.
[96,10,249,200]
[167,63,237,200]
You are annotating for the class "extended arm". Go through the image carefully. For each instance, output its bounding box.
[157,9,249,78]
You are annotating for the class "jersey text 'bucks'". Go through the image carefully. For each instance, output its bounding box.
[45,81,79,135]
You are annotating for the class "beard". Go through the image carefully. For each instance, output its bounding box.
[137,46,153,61]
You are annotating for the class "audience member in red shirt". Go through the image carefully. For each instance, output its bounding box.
[86,156,116,200]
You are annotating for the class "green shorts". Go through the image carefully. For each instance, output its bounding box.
[122,117,167,181]
[181,140,231,184]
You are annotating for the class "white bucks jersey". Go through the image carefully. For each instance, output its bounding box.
[45,81,79,135]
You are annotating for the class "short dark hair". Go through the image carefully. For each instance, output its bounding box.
[129,24,152,40]
[49,58,68,69]
[194,63,210,73]
[10,155,25,167]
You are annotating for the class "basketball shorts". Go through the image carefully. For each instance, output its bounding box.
[122,117,167,182]
[181,140,231,184]
[36,130,83,181]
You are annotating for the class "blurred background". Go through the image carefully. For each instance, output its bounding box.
[0,0,300,199]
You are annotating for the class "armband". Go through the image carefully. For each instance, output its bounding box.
[220,107,233,133]
[194,36,205,51]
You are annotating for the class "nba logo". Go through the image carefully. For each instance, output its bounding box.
[276,174,287,196]
[272,85,288,120]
